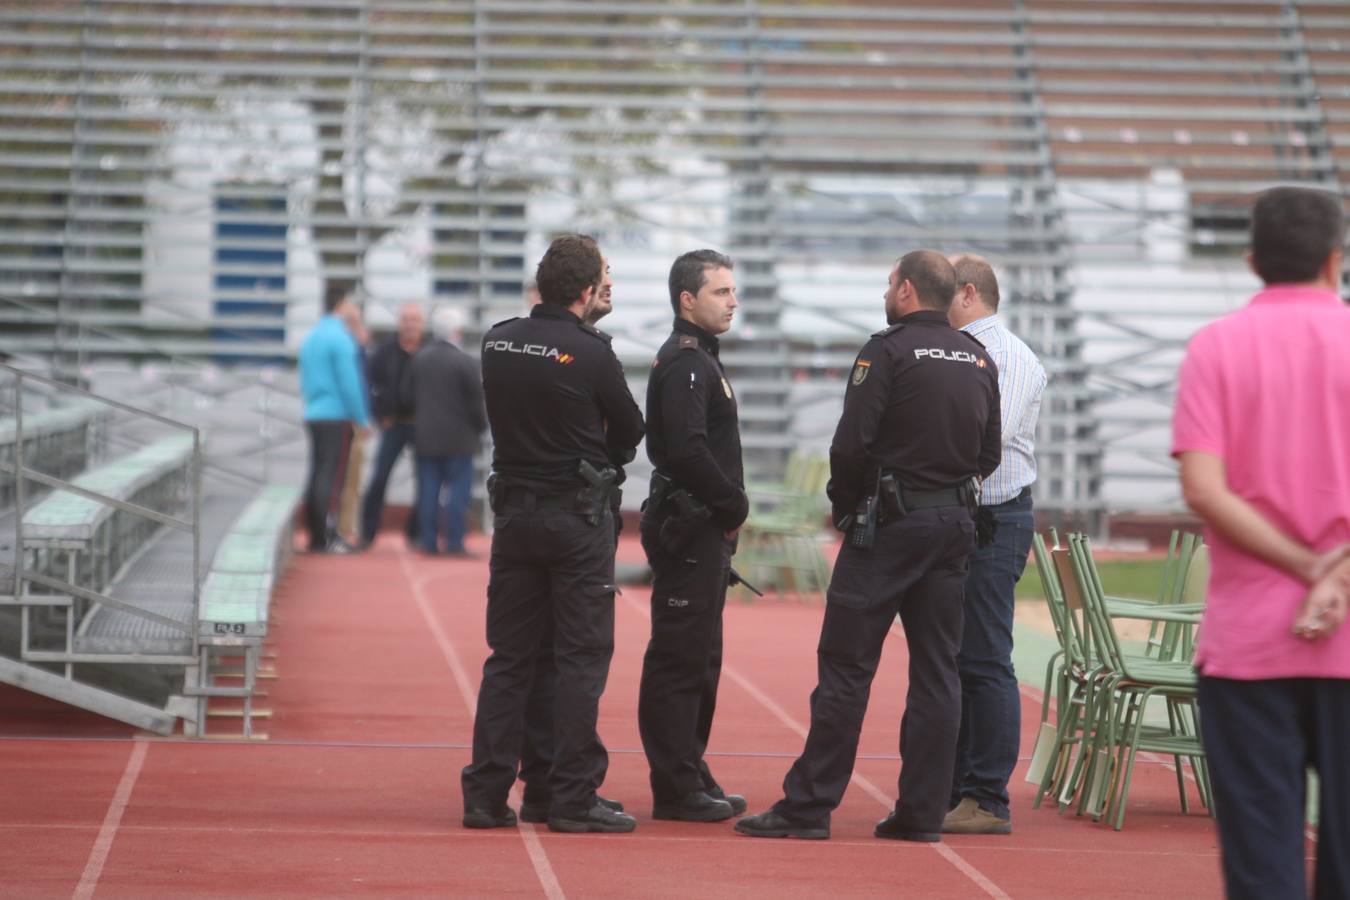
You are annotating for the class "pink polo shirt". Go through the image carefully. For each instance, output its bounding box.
[1172,284,1350,680]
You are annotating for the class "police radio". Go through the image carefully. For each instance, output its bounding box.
[849,492,878,549]
[847,470,883,550]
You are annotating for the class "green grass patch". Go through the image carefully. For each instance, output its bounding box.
[1016,558,1168,602]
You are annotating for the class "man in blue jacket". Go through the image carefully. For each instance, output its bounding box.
[298,283,371,553]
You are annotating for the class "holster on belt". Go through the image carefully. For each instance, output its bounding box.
[576,460,619,526]
[646,471,712,555]
[967,477,999,548]
[878,473,905,522]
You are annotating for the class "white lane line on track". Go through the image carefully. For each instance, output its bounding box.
[622,594,1012,900]
[398,550,565,900]
[72,737,148,900]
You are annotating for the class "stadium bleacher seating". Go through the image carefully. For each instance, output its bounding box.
[22,433,194,603]
[191,484,301,738]
[1,363,304,735]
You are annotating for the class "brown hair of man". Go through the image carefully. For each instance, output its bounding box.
[535,234,603,308]
[1249,187,1345,286]
[951,254,1001,311]
[898,249,958,312]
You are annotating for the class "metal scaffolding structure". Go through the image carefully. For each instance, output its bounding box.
[2,0,1349,517]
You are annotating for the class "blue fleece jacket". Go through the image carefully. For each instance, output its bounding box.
[298,315,370,425]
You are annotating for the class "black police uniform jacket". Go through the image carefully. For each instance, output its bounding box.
[828,309,1002,522]
[645,317,747,531]
[481,303,644,490]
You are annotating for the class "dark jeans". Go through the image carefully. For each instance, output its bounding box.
[637,516,734,801]
[950,491,1034,821]
[359,422,419,545]
[460,501,617,817]
[415,453,474,554]
[1197,676,1350,900]
[774,506,975,831]
[303,420,352,551]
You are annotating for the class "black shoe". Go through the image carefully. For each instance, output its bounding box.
[653,790,735,822]
[874,811,940,842]
[325,537,360,555]
[707,786,748,816]
[520,795,624,824]
[734,810,829,840]
[463,805,517,829]
[547,802,637,834]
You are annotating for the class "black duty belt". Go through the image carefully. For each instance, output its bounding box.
[498,485,577,511]
[899,486,966,510]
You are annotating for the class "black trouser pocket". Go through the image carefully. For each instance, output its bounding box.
[818,565,884,662]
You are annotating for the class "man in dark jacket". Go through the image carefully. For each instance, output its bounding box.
[404,306,487,556]
[359,302,426,548]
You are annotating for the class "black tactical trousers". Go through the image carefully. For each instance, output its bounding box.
[773,506,975,832]
[516,498,626,805]
[637,515,734,802]
[460,499,617,818]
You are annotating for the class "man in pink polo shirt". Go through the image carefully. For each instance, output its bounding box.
[1173,186,1350,900]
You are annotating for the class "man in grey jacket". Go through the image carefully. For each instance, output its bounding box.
[404,306,487,556]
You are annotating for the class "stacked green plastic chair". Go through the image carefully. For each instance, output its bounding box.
[734,451,831,599]
[1029,531,1212,830]
[1065,533,1212,830]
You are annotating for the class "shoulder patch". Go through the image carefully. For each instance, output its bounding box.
[871,322,905,339]
[851,358,872,385]
[677,334,701,351]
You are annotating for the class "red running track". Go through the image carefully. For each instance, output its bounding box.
[0,533,1227,898]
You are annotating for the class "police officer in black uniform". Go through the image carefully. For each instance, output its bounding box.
[638,249,749,822]
[515,259,628,826]
[737,249,1001,841]
[461,235,644,834]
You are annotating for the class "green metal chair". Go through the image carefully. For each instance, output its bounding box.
[1030,535,1112,811]
[1066,533,1211,830]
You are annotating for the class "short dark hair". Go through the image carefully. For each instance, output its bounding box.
[898,250,957,312]
[951,254,1000,311]
[535,234,603,307]
[323,281,354,314]
[1250,187,1345,286]
[668,249,734,313]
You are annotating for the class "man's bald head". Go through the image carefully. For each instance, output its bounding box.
[396,302,426,348]
[897,250,957,312]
